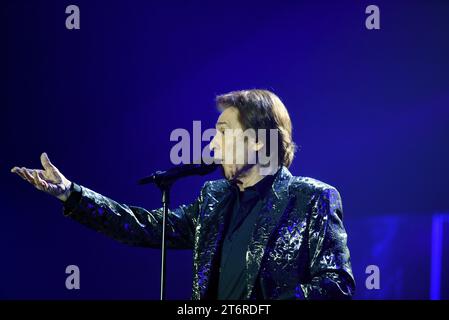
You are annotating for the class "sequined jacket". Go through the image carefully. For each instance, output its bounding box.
[63,166,355,300]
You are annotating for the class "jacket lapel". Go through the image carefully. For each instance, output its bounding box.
[197,180,232,299]
[245,166,293,298]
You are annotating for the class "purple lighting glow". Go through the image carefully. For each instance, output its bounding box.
[430,213,449,300]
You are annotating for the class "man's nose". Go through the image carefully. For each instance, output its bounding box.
[209,135,222,159]
[209,135,218,151]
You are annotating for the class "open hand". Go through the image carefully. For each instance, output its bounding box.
[11,153,73,202]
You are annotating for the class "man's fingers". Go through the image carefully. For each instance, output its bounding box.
[40,152,57,172]
[12,167,28,181]
[33,170,48,190]
[11,166,54,193]
[14,167,36,185]
[22,168,36,184]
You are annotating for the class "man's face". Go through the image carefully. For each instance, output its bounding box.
[209,107,260,181]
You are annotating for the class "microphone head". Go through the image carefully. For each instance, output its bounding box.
[138,159,219,185]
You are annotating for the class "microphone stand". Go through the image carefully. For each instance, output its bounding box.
[154,178,172,301]
[138,161,218,300]
[160,183,170,300]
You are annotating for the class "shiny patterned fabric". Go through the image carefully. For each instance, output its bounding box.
[63,166,355,299]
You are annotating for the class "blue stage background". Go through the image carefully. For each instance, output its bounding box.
[2,0,449,299]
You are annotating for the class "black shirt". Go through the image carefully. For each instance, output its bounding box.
[217,173,276,300]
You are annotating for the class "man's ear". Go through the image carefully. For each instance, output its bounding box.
[253,141,264,152]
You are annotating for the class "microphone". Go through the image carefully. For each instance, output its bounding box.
[138,160,219,186]
[138,159,219,300]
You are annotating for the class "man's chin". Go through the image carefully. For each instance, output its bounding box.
[219,164,234,181]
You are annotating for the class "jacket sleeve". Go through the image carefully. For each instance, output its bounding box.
[301,187,356,299]
[62,182,207,249]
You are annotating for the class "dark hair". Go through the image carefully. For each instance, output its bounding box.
[216,89,296,168]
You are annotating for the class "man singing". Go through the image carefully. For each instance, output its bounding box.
[11,89,355,300]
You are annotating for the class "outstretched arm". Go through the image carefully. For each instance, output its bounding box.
[62,182,203,249]
[11,153,204,249]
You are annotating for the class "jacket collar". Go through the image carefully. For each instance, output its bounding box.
[245,166,293,298]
